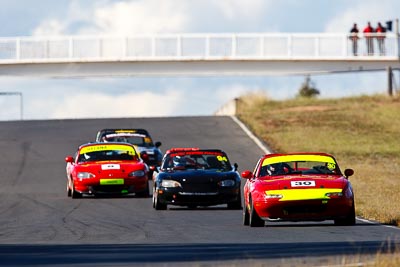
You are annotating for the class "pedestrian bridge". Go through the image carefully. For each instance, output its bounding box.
[0,33,399,77]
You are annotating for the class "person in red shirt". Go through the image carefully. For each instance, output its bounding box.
[363,22,375,55]
[376,22,386,55]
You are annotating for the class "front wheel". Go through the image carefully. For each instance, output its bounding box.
[243,204,250,226]
[153,186,167,210]
[136,181,150,198]
[67,179,72,197]
[249,198,264,227]
[227,191,242,210]
[71,183,82,199]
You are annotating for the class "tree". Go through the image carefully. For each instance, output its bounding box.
[297,75,320,98]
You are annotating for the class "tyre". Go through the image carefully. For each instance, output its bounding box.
[136,181,150,198]
[67,180,72,197]
[152,187,156,208]
[153,186,167,210]
[243,204,250,226]
[249,198,264,227]
[334,203,356,226]
[71,184,82,199]
[227,191,242,210]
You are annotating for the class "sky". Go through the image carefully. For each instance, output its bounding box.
[0,0,399,120]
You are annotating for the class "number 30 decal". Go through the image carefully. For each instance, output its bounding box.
[290,181,316,187]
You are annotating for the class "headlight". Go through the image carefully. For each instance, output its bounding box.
[77,172,95,179]
[129,170,146,177]
[161,180,181,188]
[218,179,235,187]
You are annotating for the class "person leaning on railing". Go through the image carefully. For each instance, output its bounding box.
[363,22,375,56]
[349,23,359,56]
[376,22,386,56]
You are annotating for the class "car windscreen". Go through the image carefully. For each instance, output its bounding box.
[260,155,341,176]
[162,152,232,171]
[78,145,136,163]
[103,134,154,147]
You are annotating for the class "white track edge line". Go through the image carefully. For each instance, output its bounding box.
[357,217,400,230]
[230,115,271,155]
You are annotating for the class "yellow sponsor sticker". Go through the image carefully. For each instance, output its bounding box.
[80,144,136,155]
[100,179,124,185]
[266,188,342,201]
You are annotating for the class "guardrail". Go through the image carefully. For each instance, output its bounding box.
[0,33,398,63]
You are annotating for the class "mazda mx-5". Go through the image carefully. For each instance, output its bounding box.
[241,152,355,227]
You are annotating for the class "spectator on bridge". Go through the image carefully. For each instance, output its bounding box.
[376,22,386,55]
[363,22,375,55]
[349,23,359,56]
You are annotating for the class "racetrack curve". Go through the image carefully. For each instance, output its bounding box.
[0,116,399,266]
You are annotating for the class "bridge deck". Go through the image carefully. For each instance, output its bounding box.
[0,33,399,77]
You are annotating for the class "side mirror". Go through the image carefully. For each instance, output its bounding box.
[344,168,354,178]
[241,170,253,179]
[233,163,238,171]
[65,156,74,163]
[155,141,162,148]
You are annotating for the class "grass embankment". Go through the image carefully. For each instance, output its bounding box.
[236,93,400,226]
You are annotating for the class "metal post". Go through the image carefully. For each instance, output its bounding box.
[397,19,400,59]
[388,66,393,96]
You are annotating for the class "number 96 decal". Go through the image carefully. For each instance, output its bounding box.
[290,181,316,187]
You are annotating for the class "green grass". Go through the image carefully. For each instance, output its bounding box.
[236,93,400,226]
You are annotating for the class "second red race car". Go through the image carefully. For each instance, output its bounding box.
[65,142,150,198]
[241,152,356,227]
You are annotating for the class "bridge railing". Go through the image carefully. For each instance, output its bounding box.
[0,33,398,62]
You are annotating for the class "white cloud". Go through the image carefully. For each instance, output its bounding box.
[33,0,191,36]
[214,0,270,20]
[48,89,184,119]
[32,19,66,36]
[324,0,400,33]
[89,0,189,35]
[31,0,277,36]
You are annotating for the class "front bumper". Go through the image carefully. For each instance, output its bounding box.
[253,198,354,221]
[74,177,148,195]
[157,187,240,206]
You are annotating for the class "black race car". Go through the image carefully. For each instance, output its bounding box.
[95,129,162,168]
[152,148,242,210]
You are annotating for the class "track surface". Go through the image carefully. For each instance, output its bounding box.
[0,116,399,266]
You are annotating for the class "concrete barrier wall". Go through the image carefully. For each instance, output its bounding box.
[214,98,238,116]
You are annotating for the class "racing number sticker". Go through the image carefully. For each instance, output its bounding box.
[290,181,316,187]
[101,164,121,170]
[326,162,336,170]
[217,155,228,162]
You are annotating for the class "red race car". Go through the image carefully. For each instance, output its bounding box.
[241,152,356,227]
[65,142,149,198]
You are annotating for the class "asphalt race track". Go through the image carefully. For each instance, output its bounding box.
[0,116,399,266]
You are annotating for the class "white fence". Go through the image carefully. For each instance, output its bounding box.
[0,33,398,63]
